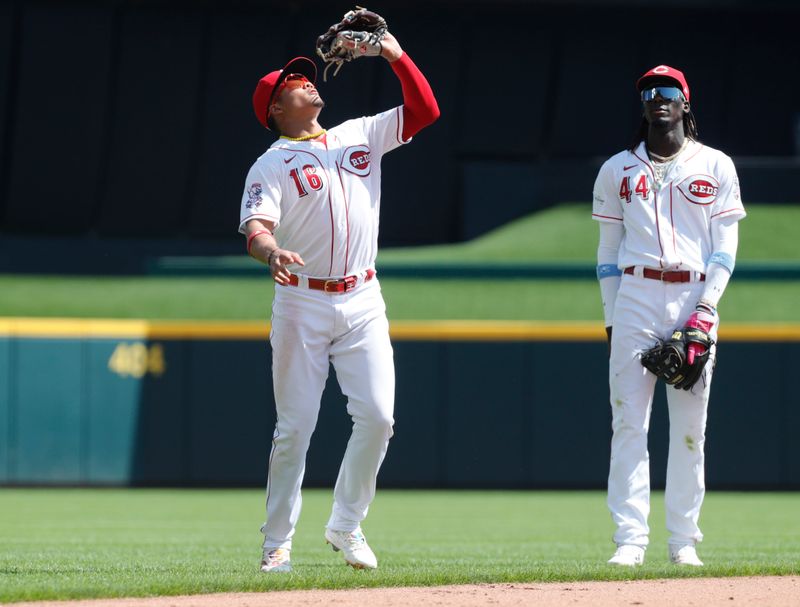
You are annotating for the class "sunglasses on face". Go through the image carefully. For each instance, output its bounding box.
[641,86,685,103]
[277,73,311,95]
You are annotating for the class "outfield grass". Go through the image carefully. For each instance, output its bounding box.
[0,204,798,321]
[2,276,800,322]
[0,489,798,602]
[376,203,800,263]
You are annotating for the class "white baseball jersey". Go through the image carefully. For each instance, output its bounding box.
[239,107,408,278]
[592,140,746,272]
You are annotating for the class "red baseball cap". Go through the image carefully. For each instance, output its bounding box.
[252,56,317,130]
[636,65,690,102]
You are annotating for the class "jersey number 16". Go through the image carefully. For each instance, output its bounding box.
[289,165,324,197]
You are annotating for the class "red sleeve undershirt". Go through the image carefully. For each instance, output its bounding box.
[390,52,440,140]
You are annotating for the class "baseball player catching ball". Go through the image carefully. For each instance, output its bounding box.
[593,65,745,567]
[239,15,439,573]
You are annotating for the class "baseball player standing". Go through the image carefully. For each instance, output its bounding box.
[240,29,439,573]
[592,65,745,566]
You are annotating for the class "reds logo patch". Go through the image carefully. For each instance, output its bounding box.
[677,175,720,205]
[246,183,263,209]
[341,145,371,177]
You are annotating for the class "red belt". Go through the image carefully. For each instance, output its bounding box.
[287,269,376,293]
[624,266,705,283]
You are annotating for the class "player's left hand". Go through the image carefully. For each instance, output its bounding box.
[684,304,717,364]
[269,248,305,285]
[379,32,402,62]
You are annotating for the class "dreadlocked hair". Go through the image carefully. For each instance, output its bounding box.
[628,109,699,150]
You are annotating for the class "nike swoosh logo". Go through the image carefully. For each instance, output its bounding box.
[623,164,637,171]
[283,155,296,164]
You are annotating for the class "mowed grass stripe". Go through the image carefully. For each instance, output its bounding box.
[2,277,800,322]
[0,489,798,602]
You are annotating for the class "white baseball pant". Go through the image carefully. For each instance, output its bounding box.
[607,275,717,549]
[261,278,395,550]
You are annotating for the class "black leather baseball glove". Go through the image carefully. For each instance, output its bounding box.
[641,327,714,390]
[316,6,388,80]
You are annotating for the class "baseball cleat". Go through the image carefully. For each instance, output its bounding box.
[669,544,704,566]
[260,547,292,573]
[607,544,645,566]
[324,527,378,569]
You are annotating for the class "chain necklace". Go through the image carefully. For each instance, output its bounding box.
[652,160,673,188]
[280,129,326,142]
[648,139,688,191]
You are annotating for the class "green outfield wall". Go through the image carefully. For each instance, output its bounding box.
[1,319,799,489]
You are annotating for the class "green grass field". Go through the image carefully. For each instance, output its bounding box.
[376,203,800,263]
[4,276,800,322]
[1,204,799,321]
[0,489,798,603]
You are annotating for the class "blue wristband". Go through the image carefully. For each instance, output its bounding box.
[597,264,622,279]
[708,252,734,273]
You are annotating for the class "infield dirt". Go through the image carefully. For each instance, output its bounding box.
[7,576,799,607]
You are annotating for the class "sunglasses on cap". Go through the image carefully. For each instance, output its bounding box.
[641,86,686,103]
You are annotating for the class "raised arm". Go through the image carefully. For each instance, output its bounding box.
[380,33,440,140]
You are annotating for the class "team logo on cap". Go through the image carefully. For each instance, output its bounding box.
[246,183,263,209]
[341,145,371,177]
[678,175,719,205]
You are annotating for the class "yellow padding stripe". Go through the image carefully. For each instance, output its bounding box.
[1,318,800,341]
[390,322,800,341]
[389,321,603,341]
[0,318,268,340]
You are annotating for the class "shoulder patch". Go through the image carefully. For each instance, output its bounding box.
[246,183,263,209]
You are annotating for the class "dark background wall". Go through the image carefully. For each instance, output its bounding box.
[1,0,799,272]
